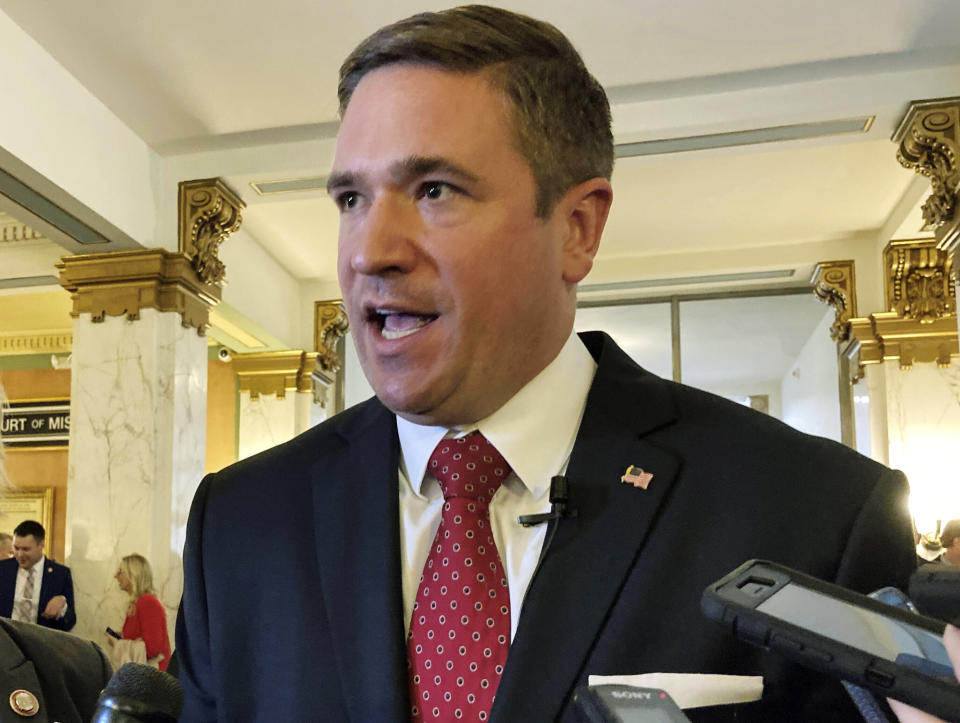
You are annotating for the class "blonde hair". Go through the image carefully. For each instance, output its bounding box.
[120,554,156,614]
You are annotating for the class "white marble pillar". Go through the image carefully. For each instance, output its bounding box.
[237,392,296,460]
[65,309,207,642]
[881,359,960,536]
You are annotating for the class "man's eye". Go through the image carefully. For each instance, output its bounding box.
[421,182,454,201]
[336,192,360,210]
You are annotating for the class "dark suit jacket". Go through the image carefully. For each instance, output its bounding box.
[0,556,76,632]
[0,617,112,723]
[176,332,915,722]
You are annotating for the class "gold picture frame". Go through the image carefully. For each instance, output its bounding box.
[0,487,54,541]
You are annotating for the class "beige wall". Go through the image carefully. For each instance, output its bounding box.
[0,368,70,562]
[206,358,237,474]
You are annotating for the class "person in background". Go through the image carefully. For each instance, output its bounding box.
[111,553,171,671]
[0,532,13,558]
[0,519,75,630]
[939,519,960,566]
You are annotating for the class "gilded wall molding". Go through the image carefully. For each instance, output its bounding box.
[57,249,222,334]
[178,178,245,286]
[0,331,72,355]
[842,240,957,370]
[313,300,349,373]
[893,98,960,283]
[0,211,44,244]
[812,260,857,342]
[233,350,304,400]
[234,350,336,401]
[298,351,336,406]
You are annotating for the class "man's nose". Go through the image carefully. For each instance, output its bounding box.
[346,193,420,276]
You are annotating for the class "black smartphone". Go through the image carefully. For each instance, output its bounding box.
[573,685,691,723]
[105,626,122,640]
[701,560,960,722]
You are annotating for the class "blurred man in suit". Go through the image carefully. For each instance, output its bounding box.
[177,6,916,721]
[0,616,112,722]
[0,520,76,631]
[0,533,12,559]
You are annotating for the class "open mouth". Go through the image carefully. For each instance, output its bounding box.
[369,308,438,340]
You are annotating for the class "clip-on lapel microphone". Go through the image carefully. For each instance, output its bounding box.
[517,475,575,527]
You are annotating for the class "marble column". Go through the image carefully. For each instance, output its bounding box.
[830,240,960,538]
[57,178,244,642]
[882,359,960,535]
[234,350,335,460]
[65,309,206,641]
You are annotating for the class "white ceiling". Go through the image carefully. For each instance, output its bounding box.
[1,0,958,377]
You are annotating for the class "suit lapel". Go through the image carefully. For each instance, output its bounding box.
[0,629,48,723]
[311,400,409,721]
[492,333,681,722]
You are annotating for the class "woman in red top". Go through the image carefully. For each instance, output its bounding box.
[114,553,171,671]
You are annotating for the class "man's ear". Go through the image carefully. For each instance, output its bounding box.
[558,177,613,284]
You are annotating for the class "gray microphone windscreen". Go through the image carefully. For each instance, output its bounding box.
[102,663,184,718]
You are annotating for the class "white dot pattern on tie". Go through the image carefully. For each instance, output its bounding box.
[407,432,511,722]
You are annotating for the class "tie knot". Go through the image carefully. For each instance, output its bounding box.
[428,432,511,502]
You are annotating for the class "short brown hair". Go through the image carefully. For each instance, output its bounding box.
[338,5,613,217]
[942,519,960,549]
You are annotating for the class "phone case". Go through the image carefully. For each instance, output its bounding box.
[701,559,960,722]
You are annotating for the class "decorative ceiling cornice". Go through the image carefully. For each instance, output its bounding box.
[233,349,335,402]
[812,260,857,342]
[178,178,245,286]
[0,211,45,244]
[57,249,221,334]
[313,300,349,374]
[0,331,72,356]
[838,240,957,371]
[893,97,960,284]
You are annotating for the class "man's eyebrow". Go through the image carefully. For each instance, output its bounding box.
[390,156,480,186]
[326,156,480,195]
[326,171,355,195]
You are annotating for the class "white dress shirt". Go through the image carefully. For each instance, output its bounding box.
[397,332,597,640]
[13,556,44,623]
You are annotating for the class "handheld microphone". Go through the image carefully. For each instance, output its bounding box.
[91,663,183,723]
[518,475,575,527]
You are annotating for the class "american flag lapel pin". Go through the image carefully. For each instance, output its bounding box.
[621,465,653,490]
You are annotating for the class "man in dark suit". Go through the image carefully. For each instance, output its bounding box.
[0,617,112,723]
[176,6,917,721]
[0,520,76,632]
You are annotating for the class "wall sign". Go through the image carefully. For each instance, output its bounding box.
[1,401,70,447]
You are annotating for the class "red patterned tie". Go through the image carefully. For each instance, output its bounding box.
[408,432,512,722]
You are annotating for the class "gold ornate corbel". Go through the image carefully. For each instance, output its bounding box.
[893,98,960,284]
[812,260,857,342]
[840,240,957,370]
[178,178,245,286]
[314,300,349,373]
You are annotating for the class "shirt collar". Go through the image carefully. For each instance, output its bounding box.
[20,556,45,575]
[397,331,597,500]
